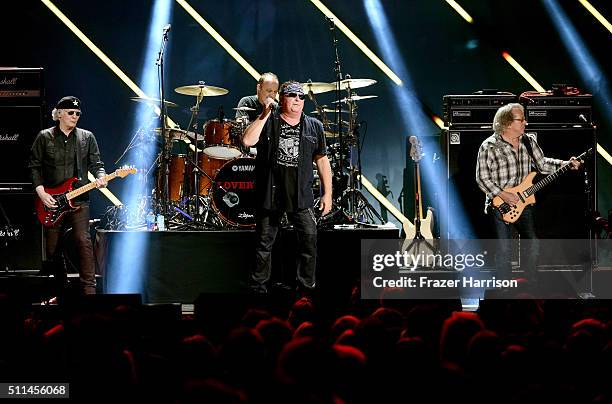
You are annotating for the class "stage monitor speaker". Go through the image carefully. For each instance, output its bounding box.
[0,190,43,271]
[443,125,596,242]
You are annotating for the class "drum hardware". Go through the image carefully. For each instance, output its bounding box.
[318,16,381,226]
[171,81,229,228]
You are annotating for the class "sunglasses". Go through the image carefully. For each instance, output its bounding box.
[66,110,82,116]
[284,93,306,100]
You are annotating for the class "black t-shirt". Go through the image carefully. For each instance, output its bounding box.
[276,118,301,212]
[235,95,263,122]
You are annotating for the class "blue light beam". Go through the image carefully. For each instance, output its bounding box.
[107,0,174,294]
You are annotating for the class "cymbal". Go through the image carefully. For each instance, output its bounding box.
[174,84,229,97]
[332,95,378,104]
[233,106,256,111]
[337,78,377,90]
[130,96,178,107]
[310,108,349,114]
[301,82,335,94]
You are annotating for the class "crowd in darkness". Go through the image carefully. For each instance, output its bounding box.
[1,290,612,403]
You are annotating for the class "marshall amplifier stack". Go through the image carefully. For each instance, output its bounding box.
[0,67,44,271]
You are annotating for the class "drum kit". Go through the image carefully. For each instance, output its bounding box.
[116,73,382,230]
[143,83,258,229]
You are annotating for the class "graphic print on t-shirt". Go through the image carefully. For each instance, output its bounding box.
[277,120,300,167]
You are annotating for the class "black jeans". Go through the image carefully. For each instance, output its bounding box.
[252,208,318,293]
[490,205,539,281]
[45,204,96,295]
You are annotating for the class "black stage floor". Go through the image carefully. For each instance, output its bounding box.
[95,227,399,304]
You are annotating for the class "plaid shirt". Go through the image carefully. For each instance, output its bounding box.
[476,133,564,210]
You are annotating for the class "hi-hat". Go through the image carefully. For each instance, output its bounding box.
[337,78,377,90]
[175,84,229,96]
[154,127,204,141]
[130,96,178,107]
[233,106,256,111]
[300,82,335,94]
[332,95,378,104]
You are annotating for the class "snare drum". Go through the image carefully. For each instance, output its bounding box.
[203,119,242,159]
[211,157,257,228]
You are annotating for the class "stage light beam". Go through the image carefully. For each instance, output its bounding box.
[501,52,547,93]
[578,0,612,35]
[444,0,474,24]
[309,0,403,86]
[175,0,261,80]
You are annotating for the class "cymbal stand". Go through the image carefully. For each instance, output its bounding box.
[176,86,212,229]
[340,92,383,225]
[156,24,171,216]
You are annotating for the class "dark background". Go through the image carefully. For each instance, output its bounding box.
[4,0,611,227]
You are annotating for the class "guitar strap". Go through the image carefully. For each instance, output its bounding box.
[75,129,84,182]
[521,135,541,174]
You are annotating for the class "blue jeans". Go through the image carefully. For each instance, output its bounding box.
[490,205,539,281]
[252,208,318,293]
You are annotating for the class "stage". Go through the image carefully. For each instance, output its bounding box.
[95,226,400,304]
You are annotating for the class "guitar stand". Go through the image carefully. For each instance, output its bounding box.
[401,237,438,268]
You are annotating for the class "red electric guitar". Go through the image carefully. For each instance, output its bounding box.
[35,166,136,227]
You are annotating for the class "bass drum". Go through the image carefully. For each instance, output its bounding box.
[212,157,257,228]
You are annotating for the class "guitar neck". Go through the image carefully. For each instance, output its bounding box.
[414,162,424,221]
[66,171,117,200]
[526,150,587,196]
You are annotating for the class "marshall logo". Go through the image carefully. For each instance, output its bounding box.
[452,111,472,117]
[219,181,255,190]
[232,165,255,172]
[238,212,255,219]
[0,134,19,142]
[0,77,18,86]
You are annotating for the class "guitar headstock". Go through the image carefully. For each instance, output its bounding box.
[116,165,138,178]
[409,136,424,163]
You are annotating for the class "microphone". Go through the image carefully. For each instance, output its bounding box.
[162,24,171,34]
[326,16,335,29]
[409,135,417,144]
[578,114,588,123]
[265,98,277,110]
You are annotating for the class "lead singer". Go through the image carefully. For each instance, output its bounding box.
[242,81,332,295]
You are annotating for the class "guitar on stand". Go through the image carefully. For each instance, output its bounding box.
[402,136,436,258]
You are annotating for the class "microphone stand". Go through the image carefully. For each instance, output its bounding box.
[156,26,170,216]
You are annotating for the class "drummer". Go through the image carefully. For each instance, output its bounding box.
[235,72,279,122]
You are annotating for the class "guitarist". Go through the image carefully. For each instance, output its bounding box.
[29,96,107,298]
[475,103,581,285]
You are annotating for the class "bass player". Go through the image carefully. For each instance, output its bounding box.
[475,103,581,285]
